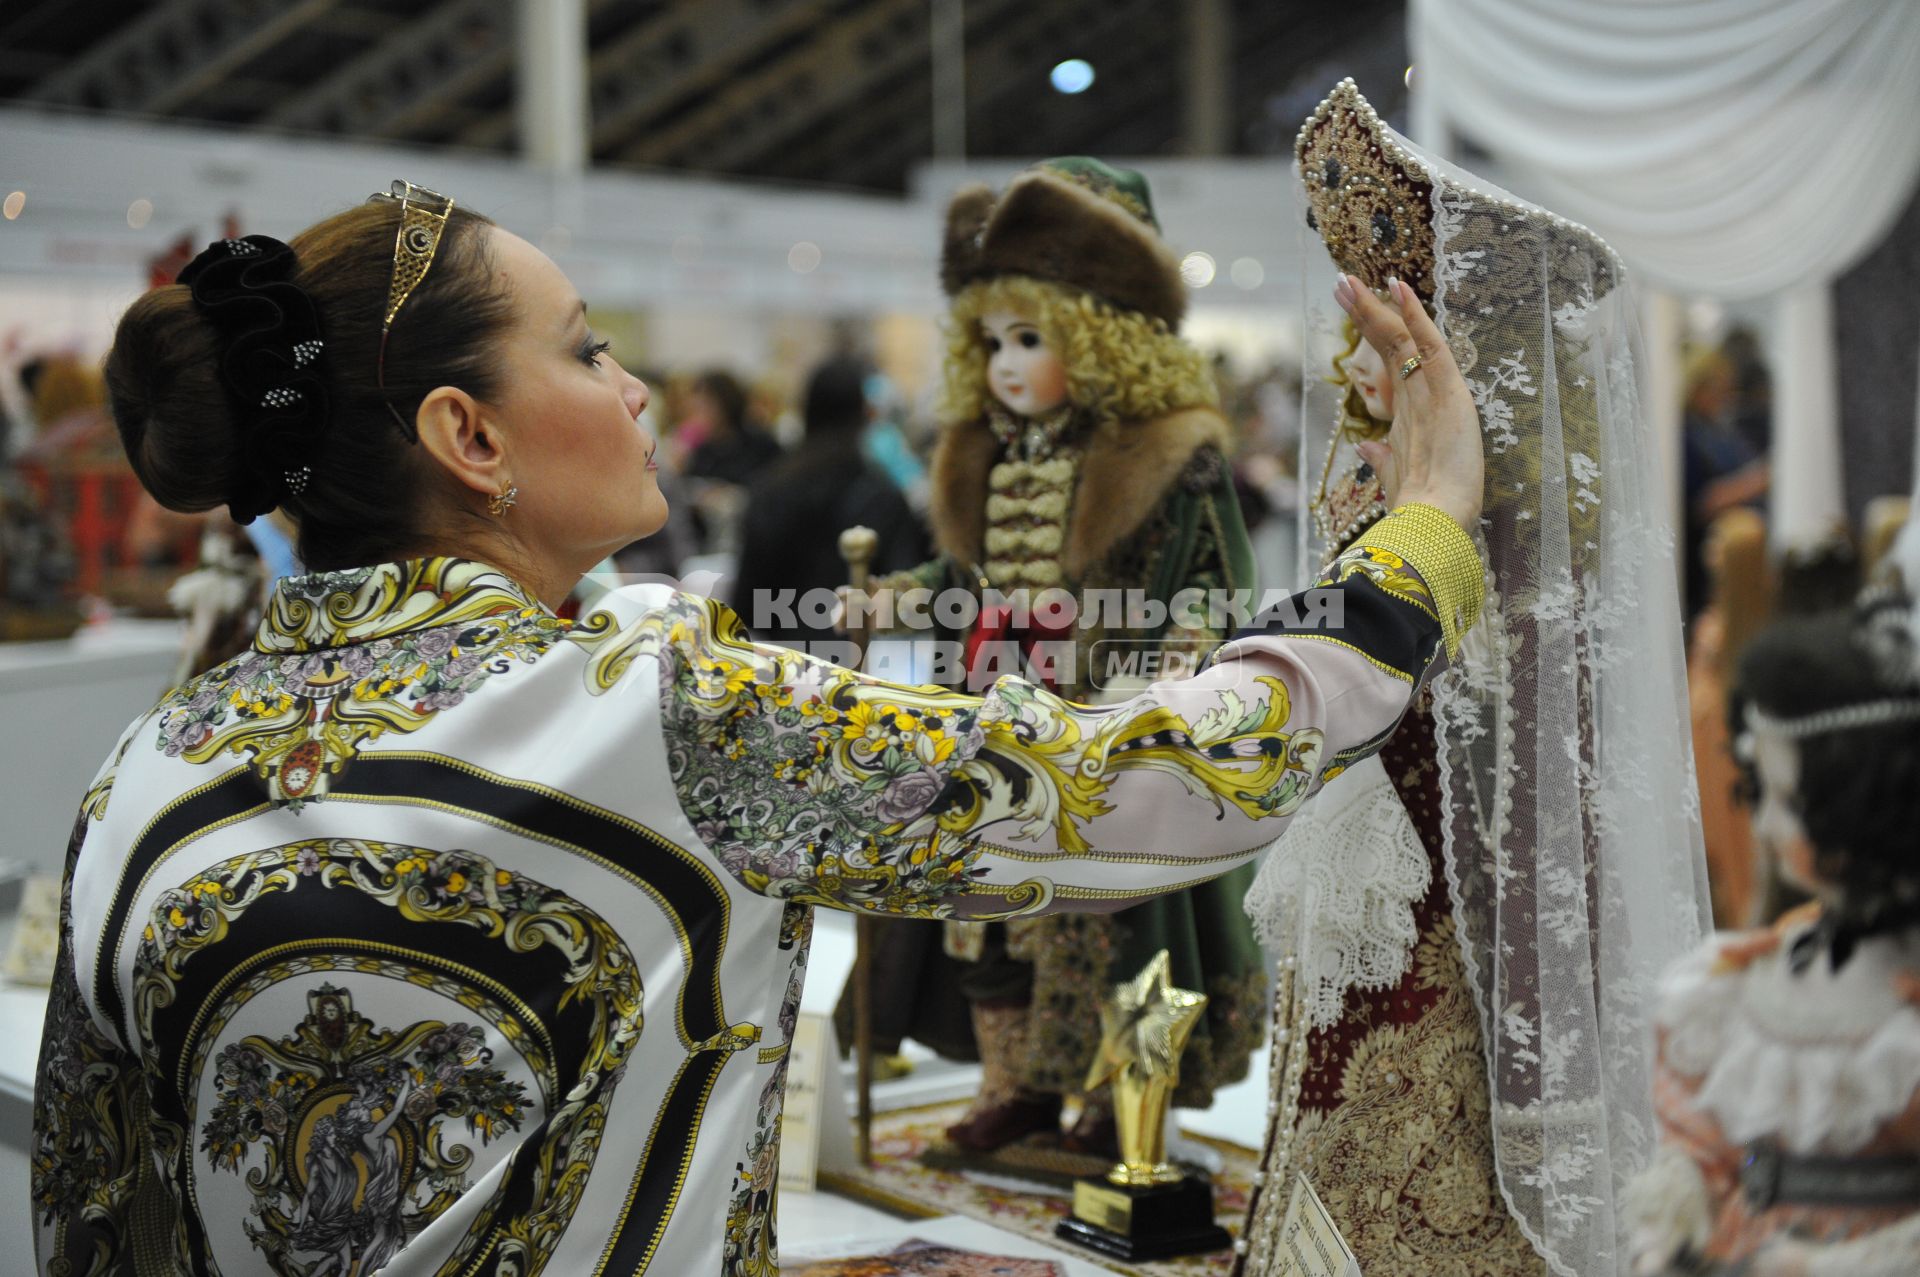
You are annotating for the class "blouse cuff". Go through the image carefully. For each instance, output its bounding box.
[1356,504,1485,660]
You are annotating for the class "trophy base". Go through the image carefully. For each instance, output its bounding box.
[1054,1172,1233,1262]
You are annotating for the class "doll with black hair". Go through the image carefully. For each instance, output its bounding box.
[1627,575,1920,1277]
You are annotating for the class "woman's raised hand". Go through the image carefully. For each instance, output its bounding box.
[1338,274,1484,532]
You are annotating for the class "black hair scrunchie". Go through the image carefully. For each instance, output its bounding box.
[177,235,330,524]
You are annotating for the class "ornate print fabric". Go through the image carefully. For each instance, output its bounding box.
[33,504,1478,1276]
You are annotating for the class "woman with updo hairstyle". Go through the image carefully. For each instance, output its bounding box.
[30,180,1490,1277]
[1628,573,1920,1277]
[107,200,518,573]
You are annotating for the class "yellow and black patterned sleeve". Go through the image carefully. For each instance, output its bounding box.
[1226,502,1483,685]
[602,501,1484,920]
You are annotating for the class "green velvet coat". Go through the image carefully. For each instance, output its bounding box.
[843,404,1268,1105]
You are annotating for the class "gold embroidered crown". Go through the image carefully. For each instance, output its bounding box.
[1296,80,1437,300]
[1296,80,1619,310]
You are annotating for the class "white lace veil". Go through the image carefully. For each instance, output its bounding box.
[1254,81,1712,1276]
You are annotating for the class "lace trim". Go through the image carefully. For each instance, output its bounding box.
[1658,930,1920,1155]
[1242,754,1429,1031]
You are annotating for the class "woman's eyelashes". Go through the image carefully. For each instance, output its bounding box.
[578,334,611,366]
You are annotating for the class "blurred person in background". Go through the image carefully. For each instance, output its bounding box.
[677,368,784,562]
[1683,347,1770,625]
[859,369,931,515]
[1721,325,1774,458]
[681,367,782,487]
[1226,359,1305,591]
[729,355,928,648]
[0,353,79,633]
[13,353,200,612]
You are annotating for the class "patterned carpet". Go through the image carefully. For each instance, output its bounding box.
[817,1100,1254,1276]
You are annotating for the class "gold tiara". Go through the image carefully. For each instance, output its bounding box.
[368,179,455,440]
[373,179,454,330]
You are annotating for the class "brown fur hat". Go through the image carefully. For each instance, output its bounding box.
[940,160,1187,330]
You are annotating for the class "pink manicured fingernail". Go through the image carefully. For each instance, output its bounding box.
[1386,277,1403,303]
[1333,277,1355,311]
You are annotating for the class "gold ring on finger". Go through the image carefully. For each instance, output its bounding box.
[1399,355,1423,381]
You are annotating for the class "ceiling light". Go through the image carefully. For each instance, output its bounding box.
[1050,59,1095,95]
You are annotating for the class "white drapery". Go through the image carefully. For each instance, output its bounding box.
[1410,0,1920,546]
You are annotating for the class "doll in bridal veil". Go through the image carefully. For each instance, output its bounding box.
[1234,82,1711,1277]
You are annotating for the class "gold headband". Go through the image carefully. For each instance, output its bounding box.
[377,179,454,328]
[368,179,455,439]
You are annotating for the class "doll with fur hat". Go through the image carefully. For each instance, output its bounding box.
[842,158,1268,1156]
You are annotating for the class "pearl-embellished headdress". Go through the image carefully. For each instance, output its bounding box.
[1296,79,1619,311]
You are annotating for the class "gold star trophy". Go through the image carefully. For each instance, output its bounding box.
[1054,950,1233,1261]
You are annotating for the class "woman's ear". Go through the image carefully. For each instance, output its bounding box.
[414,386,505,498]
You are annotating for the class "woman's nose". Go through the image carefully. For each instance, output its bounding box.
[627,374,650,419]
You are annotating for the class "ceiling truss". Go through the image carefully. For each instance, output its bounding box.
[2,0,1392,192]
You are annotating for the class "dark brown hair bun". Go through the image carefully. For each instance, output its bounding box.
[104,199,514,570]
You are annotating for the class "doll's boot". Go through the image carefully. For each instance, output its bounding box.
[944,1002,1060,1152]
[1060,1095,1120,1160]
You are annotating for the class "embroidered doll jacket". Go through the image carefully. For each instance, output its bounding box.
[31,504,1478,1277]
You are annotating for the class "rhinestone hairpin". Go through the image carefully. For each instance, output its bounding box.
[292,339,323,368]
[224,238,260,256]
[284,465,312,495]
[261,387,302,408]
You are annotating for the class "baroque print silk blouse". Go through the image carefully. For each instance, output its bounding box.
[32,505,1480,1277]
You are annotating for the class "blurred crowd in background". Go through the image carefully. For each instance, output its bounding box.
[0,325,1307,633]
[5,306,1913,944]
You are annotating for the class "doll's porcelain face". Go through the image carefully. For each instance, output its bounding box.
[1345,333,1393,422]
[980,309,1069,418]
[1750,726,1821,894]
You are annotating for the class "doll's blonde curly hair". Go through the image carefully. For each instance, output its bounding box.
[938,275,1216,428]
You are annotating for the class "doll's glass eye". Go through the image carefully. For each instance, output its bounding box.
[1018,331,1041,349]
[984,336,1001,353]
